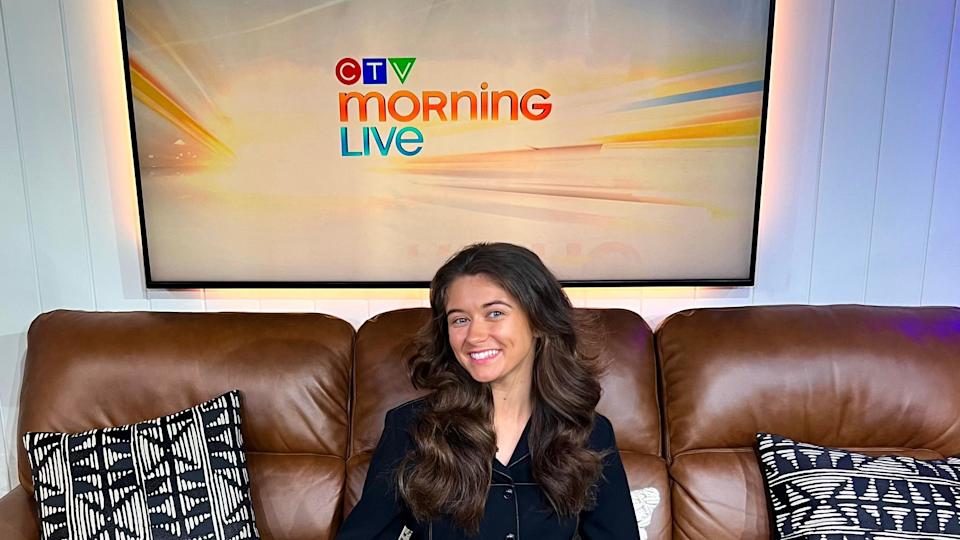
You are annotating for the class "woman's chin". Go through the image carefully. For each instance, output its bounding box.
[465,366,502,384]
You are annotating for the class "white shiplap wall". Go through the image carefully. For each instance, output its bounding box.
[0,0,958,493]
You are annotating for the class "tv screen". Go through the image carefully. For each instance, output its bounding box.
[118,0,774,287]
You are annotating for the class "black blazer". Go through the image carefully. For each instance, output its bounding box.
[336,399,640,539]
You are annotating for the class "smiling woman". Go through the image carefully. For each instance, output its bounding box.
[336,243,640,540]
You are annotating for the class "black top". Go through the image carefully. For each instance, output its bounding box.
[336,399,640,539]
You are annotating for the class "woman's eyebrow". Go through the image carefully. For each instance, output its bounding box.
[445,300,513,317]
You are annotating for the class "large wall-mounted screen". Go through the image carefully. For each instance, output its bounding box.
[119,0,775,287]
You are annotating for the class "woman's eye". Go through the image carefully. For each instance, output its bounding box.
[449,316,468,326]
[488,310,504,319]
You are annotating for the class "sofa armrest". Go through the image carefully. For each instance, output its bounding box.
[0,486,39,540]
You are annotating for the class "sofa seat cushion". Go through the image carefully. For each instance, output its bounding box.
[621,452,671,540]
[756,433,960,540]
[247,453,344,540]
[670,449,771,540]
[0,486,40,540]
[23,391,260,540]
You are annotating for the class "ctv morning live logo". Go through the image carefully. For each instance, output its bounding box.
[336,56,553,157]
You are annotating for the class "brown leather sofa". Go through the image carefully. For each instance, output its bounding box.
[1,305,958,539]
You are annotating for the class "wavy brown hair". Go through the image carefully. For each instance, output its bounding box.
[397,243,607,534]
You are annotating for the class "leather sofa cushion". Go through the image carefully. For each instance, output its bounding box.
[248,453,344,540]
[670,449,769,540]
[350,308,431,464]
[593,308,662,457]
[0,487,38,540]
[658,305,960,456]
[19,310,354,540]
[622,452,671,540]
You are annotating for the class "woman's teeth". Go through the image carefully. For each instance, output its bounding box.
[469,350,499,361]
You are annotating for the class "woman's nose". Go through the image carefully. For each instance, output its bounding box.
[465,320,488,342]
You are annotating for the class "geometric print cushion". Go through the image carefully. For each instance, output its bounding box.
[756,433,960,540]
[24,391,260,540]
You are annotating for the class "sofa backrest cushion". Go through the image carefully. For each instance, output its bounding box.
[346,307,671,539]
[657,305,960,540]
[19,310,354,540]
[346,308,430,519]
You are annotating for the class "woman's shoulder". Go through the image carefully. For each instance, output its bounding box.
[383,396,429,427]
[588,412,619,451]
[372,397,428,453]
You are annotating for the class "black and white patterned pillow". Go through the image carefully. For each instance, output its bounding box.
[756,433,960,540]
[24,390,260,540]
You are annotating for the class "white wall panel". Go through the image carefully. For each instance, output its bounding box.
[0,465,7,496]
[0,7,40,324]
[565,288,587,308]
[640,288,697,330]
[60,0,148,311]
[368,298,428,318]
[314,299,372,329]
[1,0,95,311]
[259,298,317,313]
[923,3,960,306]
[695,287,753,309]
[147,289,205,312]
[0,1,40,493]
[809,0,895,303]
[0,2,40,333]
[204,298,261,312]
[0,406,8,494]
[0,403,16,491]
[581,287,644,317]
[865,0,955,305]
[752,0,833,304]
[0,334,26,490]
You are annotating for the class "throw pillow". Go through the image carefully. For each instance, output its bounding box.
[630,487,661,540]
[24,390,260,540]
[756,432,960,540]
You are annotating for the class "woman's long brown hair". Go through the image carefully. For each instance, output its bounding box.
[397,243,606,534]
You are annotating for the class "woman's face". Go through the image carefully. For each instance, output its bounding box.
[444,274,537,391]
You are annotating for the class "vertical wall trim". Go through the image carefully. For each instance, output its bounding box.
[806,0,838,303]
[920,0,959,301]
[0,0,44,311]
[862,0,899,302]
[57,0,99,310]
[0,404,6,492]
